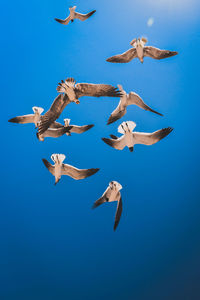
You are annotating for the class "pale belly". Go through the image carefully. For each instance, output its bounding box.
[109,191,118,202]
[54,165,62,180]
[66,87,77,102]
[125,132,134,148]
[136,45,144,60]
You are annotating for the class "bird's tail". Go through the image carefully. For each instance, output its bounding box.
[32,106,44,115]
[51,154,66,164]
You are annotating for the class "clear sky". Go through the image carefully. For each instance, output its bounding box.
[1,0,200,299]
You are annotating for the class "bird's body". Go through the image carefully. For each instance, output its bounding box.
[107,84,162,124]
[8,107,44,128]
[38,78,122,135]
[106,37,178,64]
[55,6,96,25]
[102,121,173,152]
[92,181,123,231]
[42,154,99,185]
[50,118,94,136]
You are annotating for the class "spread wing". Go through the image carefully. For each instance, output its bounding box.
[107,101,127,125]
[102,135,126,150]
[38,94,70,135]
[75,83,122,98]
[54,15,71,25]
[106,48,137,63]
[144,46,178,60]
[133,127,173,145]
[40,126,72,138]
[70,124,94,134]
[42,159,55,175]
[114,193,122,231]
[92,186,112,209]
[128,92,163,116]
[74,10,96,21]
[61,164,99,180]
[8,114,35,124]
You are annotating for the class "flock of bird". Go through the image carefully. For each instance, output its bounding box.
[8,6,178,231]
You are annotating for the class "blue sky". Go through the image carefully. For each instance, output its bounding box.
[1,0,200,299]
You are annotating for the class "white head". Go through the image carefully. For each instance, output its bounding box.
[130,37,148,47]
[109,181,123,191]
[51,153,66,164]
[64,118,71,126]
[69,6,77,11]
[118,121,136,134]
[32,106,44,115]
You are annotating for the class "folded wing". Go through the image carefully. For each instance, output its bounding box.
[106,48,137,63]
[133,127,173,145]
[144,46,178,60]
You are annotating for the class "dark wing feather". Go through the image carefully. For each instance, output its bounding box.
[42,159,55,175]
[8,114,35,124]
[114,194,122,231]
[75,83,122,98]
[62,164,99,180]
[106,48,137,63]
[74,10,96,21]
[70,124,94,134]
[38,94,70,135]
[144,46,178,60]
[102,136,126,150]
[133,127,173,145]
[92,186,111,209]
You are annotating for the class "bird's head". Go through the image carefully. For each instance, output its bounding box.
[64,118,71,126]
[51,153,66,165]
[118,121,136,134]
[32,106,44,115]
[109,181,122,191]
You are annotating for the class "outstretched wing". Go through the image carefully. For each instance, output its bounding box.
[8,114,35,124]
[92,186,111,209]
[75,83,122,98]
[54,15,71,25]
[61,164,99,180]
[114,193,122,231]
[144,46,178,60]
[38,94,70,135]
[107,101,127,125]
[133,127,173,145]
[106,48,137,63]
[128,92,163,116]
[74,10,96,21]
[70,124,94,134]
[42,159,55,175]
[41,126,72,138]
[102,135,126,150]
[49,121,63,129]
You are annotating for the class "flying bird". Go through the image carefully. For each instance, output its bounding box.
[102,121,173,152]
[42,154,99,185]
[106,37,178,64]
[107,84,163,125]
[92,181,123,231]
[55,6,96,25]
[38,78,122,135]
[8,107,44,128]
[51,118,94,136]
